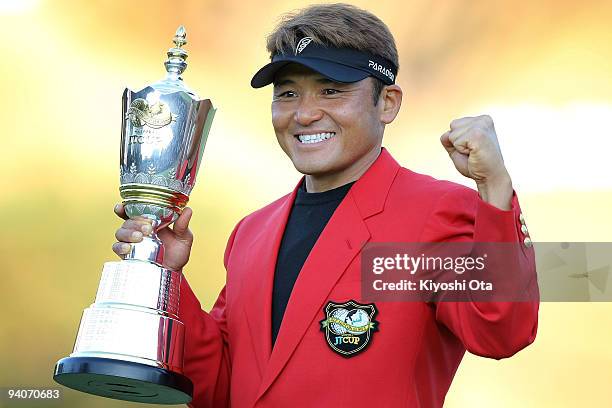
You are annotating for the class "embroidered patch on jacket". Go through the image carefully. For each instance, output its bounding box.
[319,300,378,358]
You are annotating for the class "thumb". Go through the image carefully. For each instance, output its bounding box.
[172,207,193,238]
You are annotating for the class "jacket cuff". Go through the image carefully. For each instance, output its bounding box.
[474,189,528,244]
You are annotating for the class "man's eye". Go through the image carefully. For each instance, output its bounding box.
[276,90,297,98]
[322,88,341,95]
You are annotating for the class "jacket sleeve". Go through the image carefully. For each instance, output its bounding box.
[179,220,242,408]
[420,186,539,359]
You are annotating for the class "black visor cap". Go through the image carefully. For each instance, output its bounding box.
[251,57,371,88]
[251,42,397,88]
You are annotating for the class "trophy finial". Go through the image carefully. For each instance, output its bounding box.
[173,26,187,48]
[165,25,189,76]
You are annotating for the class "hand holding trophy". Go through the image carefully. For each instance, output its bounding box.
[112,203,194,273]
[53,26,215,405]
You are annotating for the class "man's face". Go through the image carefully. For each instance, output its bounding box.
[271,64,385,179]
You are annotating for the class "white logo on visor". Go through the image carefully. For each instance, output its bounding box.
[368,60,395,81]
[296,37,313,54]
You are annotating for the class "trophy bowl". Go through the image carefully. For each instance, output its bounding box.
[53,26,215,405]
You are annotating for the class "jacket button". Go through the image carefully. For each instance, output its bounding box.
[519,213,526,224]
[521,224,529,235]
[524,237,533,248]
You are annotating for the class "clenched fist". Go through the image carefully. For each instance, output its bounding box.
[440,115,513,210]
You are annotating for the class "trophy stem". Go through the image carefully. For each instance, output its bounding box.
[126,232,165,266]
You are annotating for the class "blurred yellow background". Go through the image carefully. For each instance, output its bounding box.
[1,0,611,406]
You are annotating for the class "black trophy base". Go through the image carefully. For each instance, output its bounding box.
[53,357,193,405]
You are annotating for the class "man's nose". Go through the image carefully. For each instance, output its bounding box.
[294,95,323,126]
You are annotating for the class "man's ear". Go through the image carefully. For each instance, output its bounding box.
[379,84,402,124]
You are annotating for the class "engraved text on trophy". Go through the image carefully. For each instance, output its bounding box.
[126,92,177,145]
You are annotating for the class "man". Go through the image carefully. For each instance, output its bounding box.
[113,4,538,407]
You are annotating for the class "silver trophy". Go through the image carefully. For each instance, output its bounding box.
[53,26,215,405]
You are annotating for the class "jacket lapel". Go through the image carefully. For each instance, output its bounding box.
[255,148,401,400]
[241,185,299,376]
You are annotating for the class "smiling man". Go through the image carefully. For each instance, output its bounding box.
[113,3,539,407]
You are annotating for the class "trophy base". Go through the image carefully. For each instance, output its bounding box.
[53,356,193,405]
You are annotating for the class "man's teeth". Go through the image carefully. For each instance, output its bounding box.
[297,132,336,144]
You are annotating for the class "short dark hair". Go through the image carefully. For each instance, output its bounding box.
[370,78,386,105]
[266,3,398,105]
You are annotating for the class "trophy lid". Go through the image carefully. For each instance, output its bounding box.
[150,26,199,98]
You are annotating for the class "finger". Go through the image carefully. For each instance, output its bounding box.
[121,218,153,230]
[121,218,154,236]
[172,207,193,238]
[440,131,454,154]
[112,242,132,256]
[115,227,145,243]
[450,131,475,154]
[447,125,472,146]
[449,116,475,131]
[114,203,129,220]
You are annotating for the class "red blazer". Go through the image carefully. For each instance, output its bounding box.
[179,148,539,408]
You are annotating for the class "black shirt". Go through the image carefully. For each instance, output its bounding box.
[271,180,355,346]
